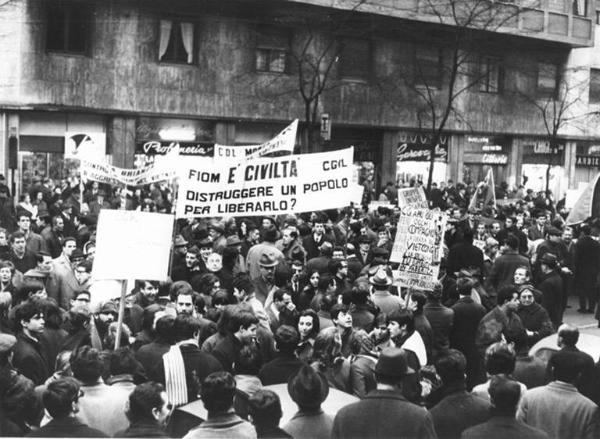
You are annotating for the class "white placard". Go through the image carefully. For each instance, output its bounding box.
[92,211,174,280]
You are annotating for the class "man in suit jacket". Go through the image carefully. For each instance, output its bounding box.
[462,375,548,439]
[302,216,332,260]
[517,349,600,439]
[527,212,547,241]
[332,347,437,439]
[47,238,82,310]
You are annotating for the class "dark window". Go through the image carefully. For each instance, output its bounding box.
[255,28,289,73]
[537,63,559,98]
[590,68,600,103]
[338,38,371,81]
[159,19,195,64]
[46,1,90,54]
[596,9,600,24]
[414,46,442,89]
[478,57,503,94]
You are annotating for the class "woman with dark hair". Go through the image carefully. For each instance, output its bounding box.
[297,269,320,311]
[310,326,351,393]
[36,297,67,370]
[296,309,320,362]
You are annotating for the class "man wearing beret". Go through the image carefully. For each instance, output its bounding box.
[332,347,436,439]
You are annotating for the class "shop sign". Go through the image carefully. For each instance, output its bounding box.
[482,154,508,165]
[466,135,509,154]
[64,132,106,159]
[396,135,448,162]
[136,140,214,156]
[576,155,600,167]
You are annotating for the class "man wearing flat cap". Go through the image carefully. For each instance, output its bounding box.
[208,220,227,254]
[246,224,284,281]
[332,347,436,439]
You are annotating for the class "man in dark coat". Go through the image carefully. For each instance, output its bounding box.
[423,283,454,360]
[486,234,530,295]
[462,375,548,439]
[258,325,305,385]
[302,215,332,260]
[537,253,563,328]
[447,229,484,278]
[450,278,487,388]
[137,315,175,381]
[573,224,600,313]
[429,350,491,439]
[28,377,108,438]
[332,347,437,439]
[12,302,50,386]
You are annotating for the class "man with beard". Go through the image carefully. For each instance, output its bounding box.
[133,280,159,308]
[12,301,49,385]
[41,216,65,258]
[94,301,118,347]
[329,259,351,296]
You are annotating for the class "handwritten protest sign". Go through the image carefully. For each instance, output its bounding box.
[92,211,174,281]
[390,207,447,290]
[214,120,298,162]
[176,147,355,217]
[397,187,429,209]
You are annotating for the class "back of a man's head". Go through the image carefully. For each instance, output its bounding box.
[506,234,519,251]
[275,325,300,354]
[456,277,473,297]
[227,308,258,334]
[488,375,521,415]
[43,377,80,419]
[435,349,467,386]
[248,389,282,429]
[127,382,165,423]
[70,346,104,384]
[484,342,516,375]
[557,323,579,347]
[173,314,201,341]
[201,372,236,413]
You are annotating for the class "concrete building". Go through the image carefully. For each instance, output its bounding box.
[0,0,598,198]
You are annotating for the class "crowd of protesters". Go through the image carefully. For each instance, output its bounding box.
[0,174,599,438]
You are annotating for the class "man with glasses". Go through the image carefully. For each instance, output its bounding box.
[29,377,107,437]
[117,382,172,438]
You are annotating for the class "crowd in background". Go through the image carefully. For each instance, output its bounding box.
[0,174,599,438]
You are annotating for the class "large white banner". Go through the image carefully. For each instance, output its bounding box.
[391,207,447,290]
[92,211,174,281]
[176,147,356,217]
[214,120,298,162]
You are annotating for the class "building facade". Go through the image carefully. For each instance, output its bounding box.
[0,0,598,198]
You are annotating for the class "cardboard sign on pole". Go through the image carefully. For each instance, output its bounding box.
[390,207,447,290]
[397,187,429,209]
[92,210,175,281]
